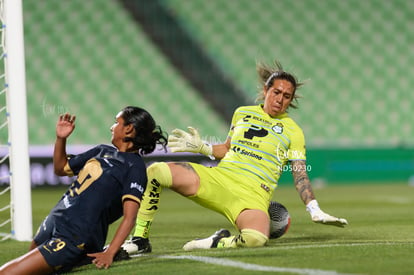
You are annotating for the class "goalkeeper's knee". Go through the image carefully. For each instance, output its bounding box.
[219,229,268,248]
[237,229,268,247]
[147,162,172,188]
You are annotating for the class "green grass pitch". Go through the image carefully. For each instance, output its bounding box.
[1,183,413,274]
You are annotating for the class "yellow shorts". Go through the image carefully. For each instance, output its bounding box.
[188,163,272,227]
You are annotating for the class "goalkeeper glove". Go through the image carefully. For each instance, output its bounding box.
[306,200,348,227]
[168,127,214,159]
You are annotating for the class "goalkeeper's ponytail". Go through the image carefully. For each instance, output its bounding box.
[121,106,168,156]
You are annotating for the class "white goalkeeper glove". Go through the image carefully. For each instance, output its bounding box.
[306,200,348,227]
[168,127,214,159]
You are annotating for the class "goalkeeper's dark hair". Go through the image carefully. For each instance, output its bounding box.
[121,106,168,156]
[256,60,304,109]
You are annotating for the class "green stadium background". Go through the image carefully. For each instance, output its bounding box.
[2,0,413,185]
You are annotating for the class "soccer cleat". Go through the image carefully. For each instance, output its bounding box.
[183,229,231,251]
[113,237,152,261]
[122,237,152,254]
[112,247,131,261]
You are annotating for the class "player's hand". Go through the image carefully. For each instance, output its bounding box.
[56,113,76,139]
[87,251,113,270]
[309,209,348,227]
[168,127,213,157]
[306,200,348,227]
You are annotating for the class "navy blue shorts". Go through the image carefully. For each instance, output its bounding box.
[34,201,92,273]
[38,236,88,273]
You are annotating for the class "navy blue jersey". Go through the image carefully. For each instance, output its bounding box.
[48,144,146,252]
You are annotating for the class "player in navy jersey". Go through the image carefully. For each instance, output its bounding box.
[0,106,167,274]
[121,61,347,254]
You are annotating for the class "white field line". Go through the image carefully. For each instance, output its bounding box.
[158,255,353,275]
[130,242,412,274]
[272,241,413,250]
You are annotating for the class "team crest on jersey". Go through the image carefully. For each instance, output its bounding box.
[272,123,283,134]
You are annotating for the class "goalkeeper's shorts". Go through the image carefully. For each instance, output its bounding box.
[188,163,272,227]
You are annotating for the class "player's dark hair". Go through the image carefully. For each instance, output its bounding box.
[256,60,304,109]
[121,106,168,155]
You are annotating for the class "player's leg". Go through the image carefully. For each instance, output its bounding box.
[30,214,55,251]
[134,162,199,233]
[122,162,199,255]
[182,167,271,250]
[133,163,172,236]
[183,209,269,250]
[236,209,270,236]
[218,209,269,248]
[122,162,172,255]
[0,248,54,275]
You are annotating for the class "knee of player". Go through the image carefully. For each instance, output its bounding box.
[240,229,268,247]
[147,162,172,188]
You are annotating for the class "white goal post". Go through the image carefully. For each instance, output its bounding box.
[1,0,32,241]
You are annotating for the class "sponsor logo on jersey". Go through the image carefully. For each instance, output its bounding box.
[130,182,144,193]
[63,195,72,208]
[237,139,260,148]
[243,114,272,125]
[146,178,161,211]
[261,183,270,192]
[232,146,262,160]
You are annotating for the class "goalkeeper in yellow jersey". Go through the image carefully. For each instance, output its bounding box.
[122,61,348,254]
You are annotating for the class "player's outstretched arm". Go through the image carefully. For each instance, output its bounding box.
[53,113,76,176]
[168,127,230,159]
[291,160,348,227]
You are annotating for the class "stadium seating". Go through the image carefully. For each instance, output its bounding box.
[21,0,228,145]
[163,0,414,148]
[15,0,414,148]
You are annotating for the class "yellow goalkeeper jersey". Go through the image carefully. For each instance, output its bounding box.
[218,104,306,191]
